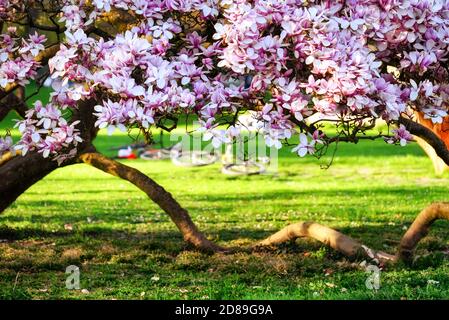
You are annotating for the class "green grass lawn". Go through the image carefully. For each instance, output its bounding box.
[0,109,448,299]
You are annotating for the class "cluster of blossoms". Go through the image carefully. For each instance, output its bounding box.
[0,28,47,88]
[15,101,82,162]
[409,79,449,124]
[2,0,449,160]
[386,124,414,146]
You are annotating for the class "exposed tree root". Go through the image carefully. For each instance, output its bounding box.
[257,221,395,264]
[78,152,224,253]
[257,203,449,265]
[397,202,449,263]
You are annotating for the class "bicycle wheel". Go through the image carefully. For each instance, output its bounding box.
[221,162,266,175]
[171,151,219,167]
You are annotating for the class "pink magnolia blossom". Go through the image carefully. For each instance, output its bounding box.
[387,124,414,147]
[292,133,316,157]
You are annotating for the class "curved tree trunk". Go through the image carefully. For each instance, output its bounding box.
[77,152,224,252]
[399,116,449,165]
[411,112,449,174]
[415,135,448,175]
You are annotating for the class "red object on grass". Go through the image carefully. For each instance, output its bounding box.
[117,147,137,159]
[122,153,137,159]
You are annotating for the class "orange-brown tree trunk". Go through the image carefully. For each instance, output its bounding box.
[413,112,449,174]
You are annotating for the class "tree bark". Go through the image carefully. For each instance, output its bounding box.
[77,152,224,252]
[0,151,63,212]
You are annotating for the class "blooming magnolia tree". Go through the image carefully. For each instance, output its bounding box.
[1,0,449,265]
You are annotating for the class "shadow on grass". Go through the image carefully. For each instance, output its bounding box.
[1,221,446,257]
[6,185,449,221]
[23,189,137,196]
